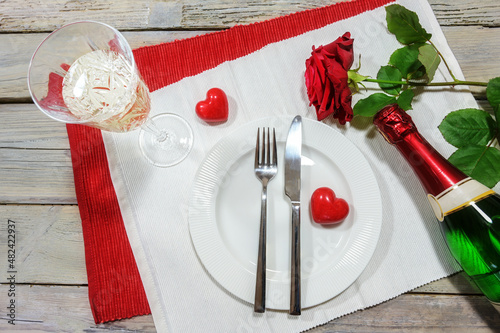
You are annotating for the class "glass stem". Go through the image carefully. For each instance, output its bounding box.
[142,117,168,142]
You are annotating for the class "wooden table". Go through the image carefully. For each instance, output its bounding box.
[1,1,500,331]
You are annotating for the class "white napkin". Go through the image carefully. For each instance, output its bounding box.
[103,0,488,331]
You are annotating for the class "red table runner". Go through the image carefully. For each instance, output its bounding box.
[66,0,393,323]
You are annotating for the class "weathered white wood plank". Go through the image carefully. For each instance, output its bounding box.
[414,271,481,294]
[0,0,157,32]
[0,104,70,149]
[319,294,500,332]
[443,26,500,85]
[180,0,500,28]
[0,0,498,32]
[0,102,77,204]
[428,0,500,27]
[0,285,156,332]
[0,285,498,332]
[0,149,76,204]
[2,26,499,100]
[0,205,87,285]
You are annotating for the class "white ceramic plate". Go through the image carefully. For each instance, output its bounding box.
[189,116,382,310]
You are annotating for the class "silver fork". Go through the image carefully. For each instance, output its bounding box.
[253,127,278,313]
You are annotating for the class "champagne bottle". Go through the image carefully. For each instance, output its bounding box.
[373,104,500,312]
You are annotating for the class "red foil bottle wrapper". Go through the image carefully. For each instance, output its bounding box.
[373,103,417,144]
[373,104,466,196]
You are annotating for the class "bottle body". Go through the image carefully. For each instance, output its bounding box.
[440,187,500,306]
[374,104,500,310]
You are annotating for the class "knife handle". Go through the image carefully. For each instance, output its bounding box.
[254,185,267,313]
[290,202,301,315]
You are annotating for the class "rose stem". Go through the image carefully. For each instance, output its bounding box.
[363,78,488,87]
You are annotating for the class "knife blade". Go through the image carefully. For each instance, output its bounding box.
[284,115,302,315]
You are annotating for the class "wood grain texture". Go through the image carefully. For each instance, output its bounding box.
[321,294,500,332]
[0,0,498,32]
[0,285,156,332]
[415,272,482,295]
[0,103,76,204]
[0,104,70,149]
[428,0,500,27]
[0,205,87,285]
[443,26,500,85]
[0,148,75,204]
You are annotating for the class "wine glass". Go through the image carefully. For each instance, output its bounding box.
[27,21,193,167]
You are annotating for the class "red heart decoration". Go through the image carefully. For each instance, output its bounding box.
[310,187,350,224]
[195,88,229,123]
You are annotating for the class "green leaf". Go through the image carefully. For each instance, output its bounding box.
[389,45,423,78]
[487,77,500,128]
[397,89,414,111]
[418,44,441,82]
[495,108,500,134]
[408,66,426,81]
[377,65,403,95]
[487,77,500,107]
[438,108,497,147]
[385,4,432,45]
[448,145,500,188]
[353,93,397,117]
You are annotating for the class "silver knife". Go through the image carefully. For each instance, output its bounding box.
[284,115,302,315]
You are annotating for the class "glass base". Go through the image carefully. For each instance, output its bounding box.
[139,114,194,167]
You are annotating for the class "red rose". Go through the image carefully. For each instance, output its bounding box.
[305,32,354,124]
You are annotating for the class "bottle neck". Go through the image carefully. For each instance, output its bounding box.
[374,104,467,196]
[392,131,467,196]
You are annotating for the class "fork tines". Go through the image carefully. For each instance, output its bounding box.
[255,128,277,168]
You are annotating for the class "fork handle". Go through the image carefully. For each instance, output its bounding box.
[254,185,267,313]
[290,202,301,315]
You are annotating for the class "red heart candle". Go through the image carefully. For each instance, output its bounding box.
[310,187,349,224]
[195,88,229,122]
